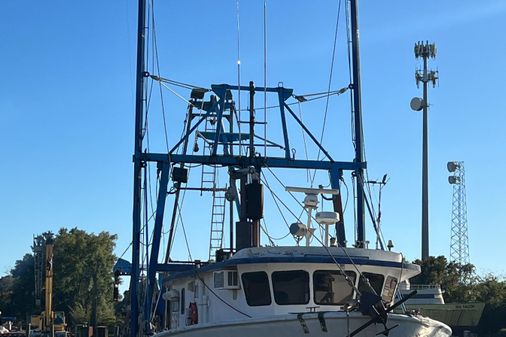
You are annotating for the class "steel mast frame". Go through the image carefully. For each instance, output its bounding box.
[130,1,367,336]
[448,161,470,265]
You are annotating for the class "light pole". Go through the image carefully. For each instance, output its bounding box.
[411,41,438,260]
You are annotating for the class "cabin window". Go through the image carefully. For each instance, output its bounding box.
[214,272,225,288]
[313,270,356,305]
[358,272,384,297]
[272,270,309,305]
[228,270,238,287]
[241,272,271,306]
[382,276,398,302]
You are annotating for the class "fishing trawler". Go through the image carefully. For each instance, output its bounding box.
[126,1,452,337]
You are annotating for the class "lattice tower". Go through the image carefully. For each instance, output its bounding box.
[448,161,470,265]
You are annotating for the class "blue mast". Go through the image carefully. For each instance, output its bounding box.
[350,0,366,247]
[130,0,146,336]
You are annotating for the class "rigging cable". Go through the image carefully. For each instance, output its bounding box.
[260,172,297,243]
[395,253,407,313]
[171,184,193,261]
[262,167,376,295]
[151,74,347,110]
[261,218,291,242]
[150,76,208,91]
[263,0,268,157]
[339,175,350,214]
[343,0,378,245]
[260,220,276,246]
[345,0,355,147]
[151,1,170,153]
[264,171,363,294]
[197,274,252,318]
[262,168,328,236]
[163,109,195,262]
[297,102,311,183]
[236,0,243,156]
[310,0,343,187]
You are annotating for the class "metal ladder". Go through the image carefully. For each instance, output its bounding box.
[209,190,227,260]
[200,117,227,261]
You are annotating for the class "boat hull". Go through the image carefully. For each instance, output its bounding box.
[157,312,452,337]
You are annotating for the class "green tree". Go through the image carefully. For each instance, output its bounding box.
[9,254,36,320]
[411,255,476,302]
[473,275,506,335]
[412,256,506,334]
[2,228,118,328]
[0,275,15,316]
[52,228,117,327]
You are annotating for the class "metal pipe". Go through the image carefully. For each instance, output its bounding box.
[330,167,347,246]
[249,81,255,157]
[421,55,429,260]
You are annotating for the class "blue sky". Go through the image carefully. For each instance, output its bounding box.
[1,1,505,281]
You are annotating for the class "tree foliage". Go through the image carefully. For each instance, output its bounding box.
[413,256,506,334]
[53,228,117,326]
[0,275,14,316]
[0,228,117,327]
[3,254,36,320]
[411,255,476,302]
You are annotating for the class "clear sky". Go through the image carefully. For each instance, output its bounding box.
[1,1,505,281]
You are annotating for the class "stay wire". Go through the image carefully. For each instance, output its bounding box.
[310,0,343,187]
[345,0,355,149]
[151,74,347,111]
[150,75,209,91]
[262,167,373,295]
[150,2,170,153]
[260,172,296,240]
[297,102,311,183]
[263,0,268,157]
[236,0,243,156]
[263,167,328,235]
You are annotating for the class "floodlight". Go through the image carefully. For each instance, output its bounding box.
[448,176,461,184]
[447,161,459,172]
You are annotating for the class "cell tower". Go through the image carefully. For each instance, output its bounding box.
[411,41,438,260]
[447,161,470,265]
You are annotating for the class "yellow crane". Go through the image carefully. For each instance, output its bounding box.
[30,233,67,337]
